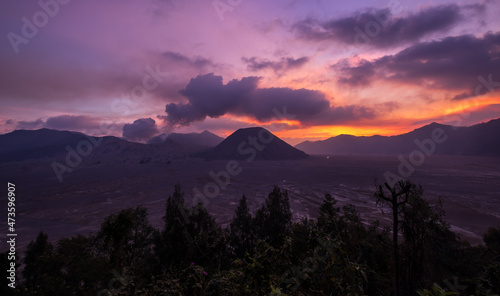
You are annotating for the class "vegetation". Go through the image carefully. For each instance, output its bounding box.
[3,183,500,295]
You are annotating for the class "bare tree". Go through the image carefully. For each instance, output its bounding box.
[375,180,413,296]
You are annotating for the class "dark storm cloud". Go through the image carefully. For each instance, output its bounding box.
[162,51,215,69]
[294,4,463,48]
[334,32,500,98]
[164,73,375,126]
[242,56,309,72]
[122,118,158,142]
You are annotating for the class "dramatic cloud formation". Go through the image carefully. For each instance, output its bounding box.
[0,0,498,139]
[122,118,159,142]
[334,32,500,99]
[164,73,375,126]
[242,56,309,73]
[294,4,463,48]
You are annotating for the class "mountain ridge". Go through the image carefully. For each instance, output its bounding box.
[295,118,500,156]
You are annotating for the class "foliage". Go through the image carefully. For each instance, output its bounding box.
[417,284,458,296]
[14,183,499,295]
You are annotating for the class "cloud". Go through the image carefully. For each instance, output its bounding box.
[16,119,44,130]
[242,56,309,73]
[163,73,375,127]
[6,115,123,136]
[415,104,500,126]
[294,4,463,48]
[334,32,500,98]
[45,115,102,131]
[162,51,215,69]
[0,48,187,105]
[122,118,158,142]
[333,59,376,86]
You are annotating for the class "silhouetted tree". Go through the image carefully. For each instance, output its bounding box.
[97,206,156,270]
[484,226,500,253]
[375,181,413,296]
[55,235,111,295]
[229,195,255,258]
[159,184,192,270]
[22,232,63,295]
[254,186,292,248]
[398,186,453,294]
[317,193,341,234]
[186,202,225,271]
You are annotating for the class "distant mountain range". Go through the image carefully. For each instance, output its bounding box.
[195,127,309,161]
[147,130,224,153]
[295,118,500,156]
[2,118,499,163]
[0,129,183,163]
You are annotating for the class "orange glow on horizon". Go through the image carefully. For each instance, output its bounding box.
[214,94,499,142]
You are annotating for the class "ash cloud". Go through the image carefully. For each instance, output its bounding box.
[122,118,158,142]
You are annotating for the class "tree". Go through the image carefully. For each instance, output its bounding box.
[186,202,225,271]
[254,186,292,248]
[159,184,192,270]
[229,195,255,258]
[484,226,500,253]
[55,235,111,295]
[399,188,454,293]
[317,193,340,234]
[22,232,63,295]
[97,206,156,271]
[375,180,414,296]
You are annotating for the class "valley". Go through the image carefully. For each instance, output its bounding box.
[2,153,499,253]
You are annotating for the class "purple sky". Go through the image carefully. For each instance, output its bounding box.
[1,0,499,144]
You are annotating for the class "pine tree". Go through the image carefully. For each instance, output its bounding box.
[254,186,292,248]
[229,195,255,257]
[160,184,192,270]
[317,193,340,234]
[23,232,63,295]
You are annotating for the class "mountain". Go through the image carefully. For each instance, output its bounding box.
[0,129,95,162]
[195,127,309,160]
[147,130,224,153]
[0,128,183,163]
[295,118,500,156]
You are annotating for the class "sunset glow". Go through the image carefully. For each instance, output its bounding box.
[1,0,499,143]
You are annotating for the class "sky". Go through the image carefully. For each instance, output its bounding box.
[1,0,499,145]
